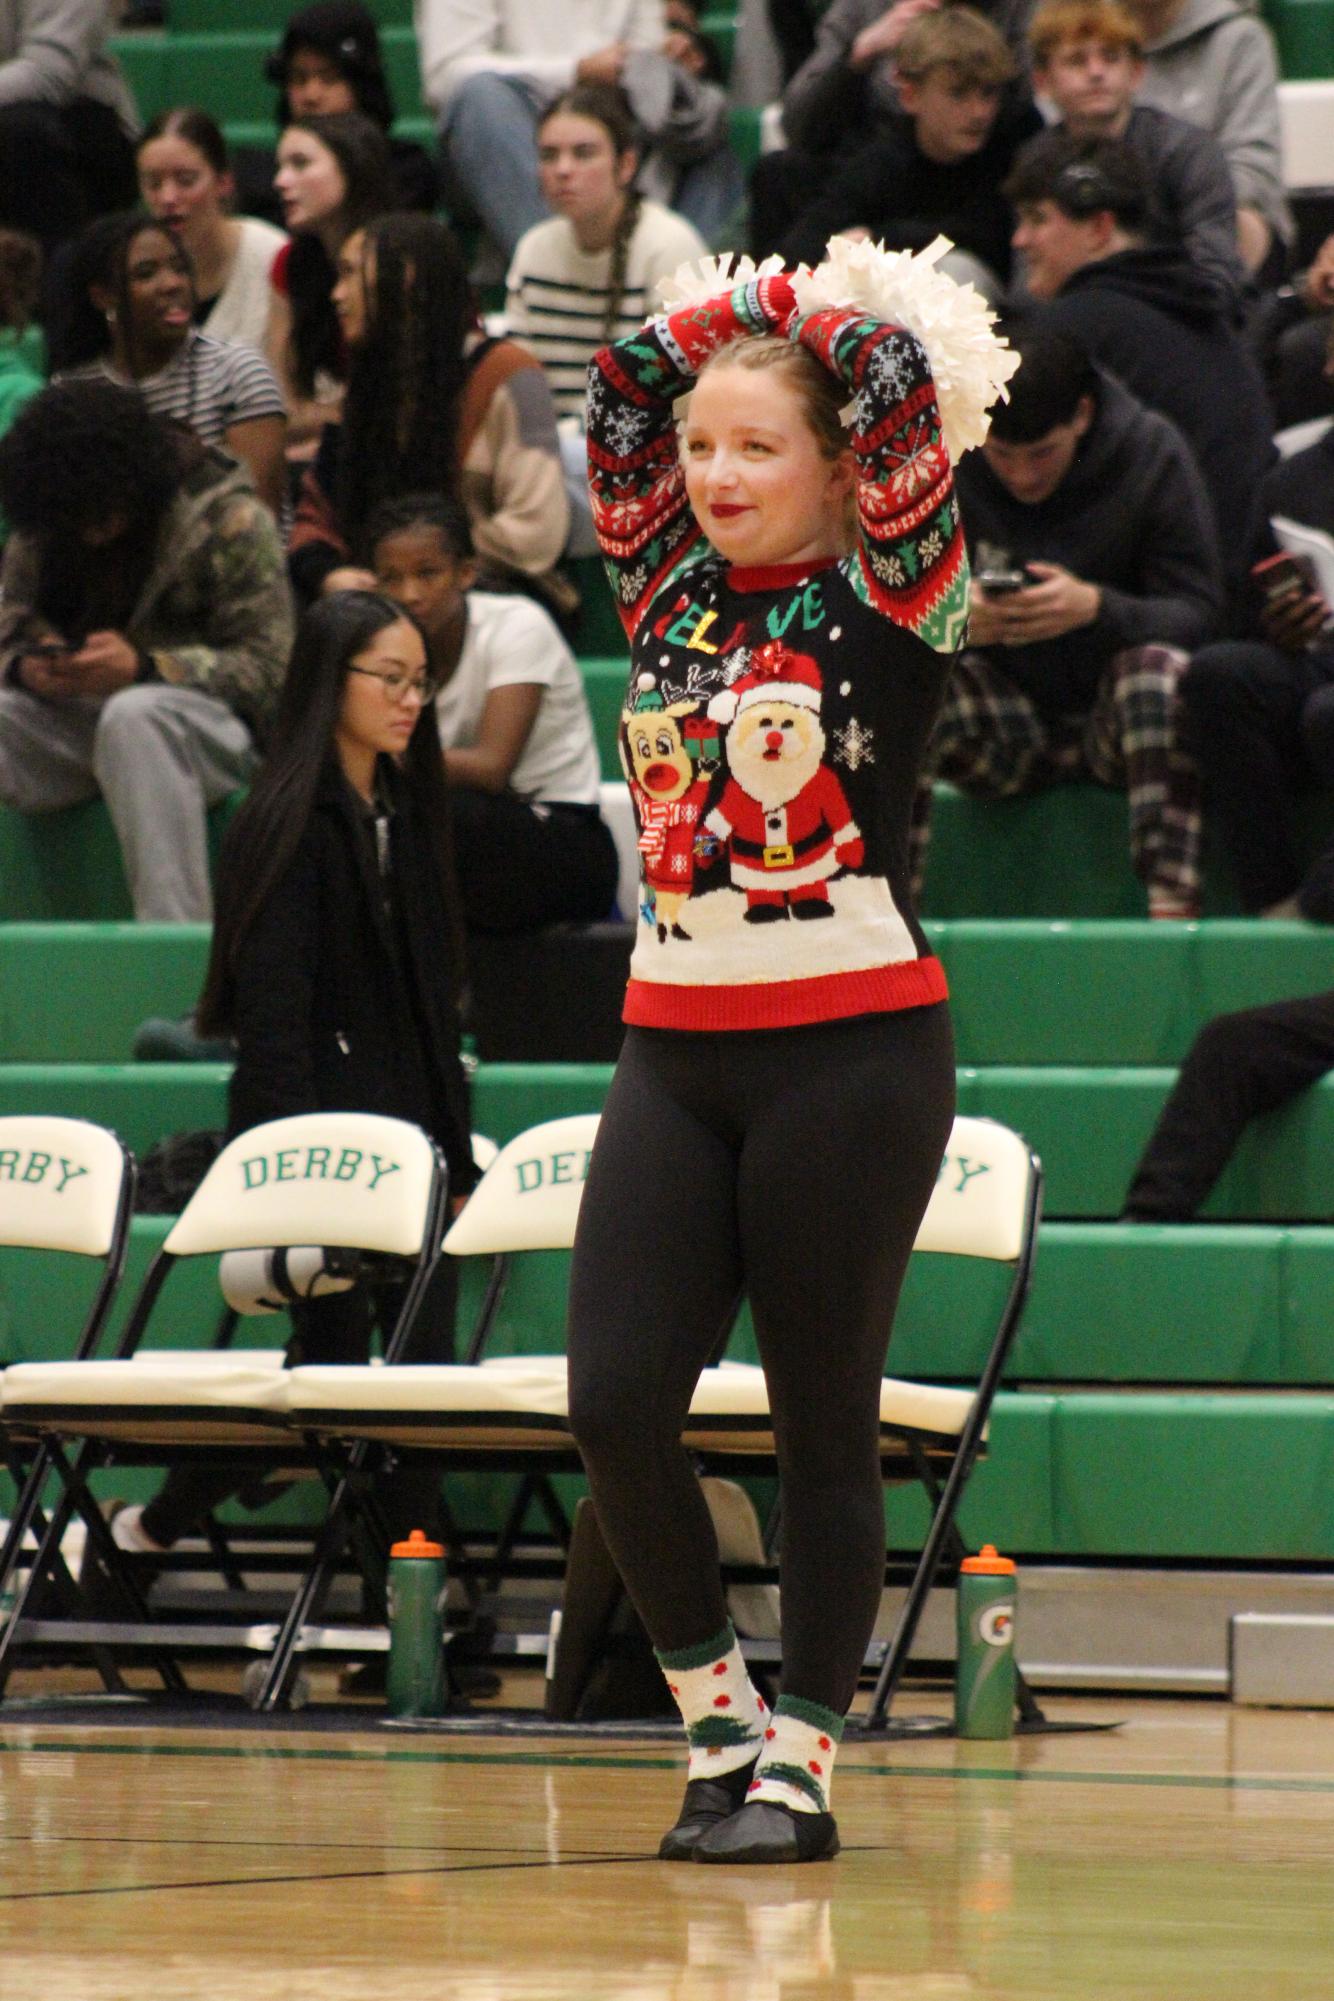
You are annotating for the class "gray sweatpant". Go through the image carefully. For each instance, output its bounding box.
[0,680,255,919]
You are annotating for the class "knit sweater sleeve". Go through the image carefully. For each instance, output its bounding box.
[793,305,969,653]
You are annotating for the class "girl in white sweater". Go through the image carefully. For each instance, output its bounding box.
[506,82,705,550]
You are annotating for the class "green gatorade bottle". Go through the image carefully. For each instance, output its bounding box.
[386,1529,447,1718]
[954,1545,1017,1740]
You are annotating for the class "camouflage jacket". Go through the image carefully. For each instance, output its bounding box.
[0,449,294,734]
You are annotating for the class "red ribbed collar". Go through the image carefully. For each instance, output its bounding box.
[724,556,840,594]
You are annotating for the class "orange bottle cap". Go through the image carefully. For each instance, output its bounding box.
[390,1528,445,1559]
[960,1543,1015,1575]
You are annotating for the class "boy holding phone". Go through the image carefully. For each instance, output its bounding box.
[913,325,1223,917]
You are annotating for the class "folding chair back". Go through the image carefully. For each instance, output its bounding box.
[0,1116,133,1260]
[914,1115,1035,1263]
[166,1112,442,1261]
[443,1114,599,1259]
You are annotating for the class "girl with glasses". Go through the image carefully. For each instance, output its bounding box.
[95,591,477,1576]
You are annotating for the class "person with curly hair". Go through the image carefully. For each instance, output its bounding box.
[53,210,288,518]
[288,211,570,620]
[0,378,294,919]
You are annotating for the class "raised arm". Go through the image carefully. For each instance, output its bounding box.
[793,306,969,653]
[587,274,798,639]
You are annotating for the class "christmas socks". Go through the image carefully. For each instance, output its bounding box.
[748,1694,845,1815]
[657,1623,770,1781]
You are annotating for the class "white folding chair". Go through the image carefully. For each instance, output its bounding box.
[284,1116,597,1690]
[0,1111,448,1701]
[0,1116,136,1667]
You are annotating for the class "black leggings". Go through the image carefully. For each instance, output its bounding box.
[566,1004,955,1714]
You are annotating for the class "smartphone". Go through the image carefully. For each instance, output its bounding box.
[1252,551,1311,604]
[975,568,1029,596]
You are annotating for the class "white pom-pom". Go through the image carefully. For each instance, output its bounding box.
[791,235,1019,459]
[637,671,656,691]
[655,252,786,315]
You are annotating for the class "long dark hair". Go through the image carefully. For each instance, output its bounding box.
[282,111,396,396]
[198,591,461,1034]
[538,83,643,342]
[336,213,473,561]
[49,210,192,374]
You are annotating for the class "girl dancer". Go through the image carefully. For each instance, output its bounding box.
[567,244,1011,1863]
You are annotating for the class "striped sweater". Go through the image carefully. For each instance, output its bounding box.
[587,273,969,1032]
[506,201,707,420]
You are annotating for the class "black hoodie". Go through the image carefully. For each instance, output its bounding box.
[955,373,1224,718]
[1035,245,1275,582]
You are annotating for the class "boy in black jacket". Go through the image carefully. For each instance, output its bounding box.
[914,327,1223,916]
[755,7,1040,286]
[1006,130,1274,585]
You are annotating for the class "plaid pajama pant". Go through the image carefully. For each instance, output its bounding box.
[911,645,1203,908]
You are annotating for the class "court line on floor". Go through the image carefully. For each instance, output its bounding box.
[0,1850,772,1903]
[5,1737,1334,1795]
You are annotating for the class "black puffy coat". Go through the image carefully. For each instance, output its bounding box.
[224,757,476,1196]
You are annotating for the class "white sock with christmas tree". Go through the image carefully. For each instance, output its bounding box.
[657,1623,770,1782]
[748,1694,845,1814]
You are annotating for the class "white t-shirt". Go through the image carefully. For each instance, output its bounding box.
[203,218,289,354]
[417,0,665,110]
[435,590,603,806]
[506,200,707,420]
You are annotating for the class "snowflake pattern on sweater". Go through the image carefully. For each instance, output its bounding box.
[587,276,968,1033]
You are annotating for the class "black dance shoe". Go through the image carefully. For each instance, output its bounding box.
[658,1759,758,1861]
[693,1799,840,1864]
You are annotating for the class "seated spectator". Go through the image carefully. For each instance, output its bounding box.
[759,8,1038,289]
[1028,0,1243,309]
[56,212,288,518]
[1268,236,1334,433]
[136,109,288,356]
[1007,132,1274,587]
[266,110,396,450]
[1122,0,1291,282]
[1124,991,1334,1220]
[1180,405,1334,920]
[290,213,571,619]
[506,82,705,551]
[0,381,293,920]
[248,1,438,218]
[0,227,44,439]
[913,327,1222,918]
[0,0,138,252]
[776,0,1034,162]
[417,0,741,259]
[373,493,617,932]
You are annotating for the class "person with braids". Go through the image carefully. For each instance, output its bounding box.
[0,379,293,920]
[84,590,477,1589]
[288,212,570,620]
[565,250,1009,1863]
[54,211,288,519]
[265,109,396,451]
[505,82,705,553]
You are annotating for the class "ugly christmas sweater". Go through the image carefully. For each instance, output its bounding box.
[588,274,969,1032]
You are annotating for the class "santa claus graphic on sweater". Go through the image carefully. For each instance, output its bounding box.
[705,642,864,923]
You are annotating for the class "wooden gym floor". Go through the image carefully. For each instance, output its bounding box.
[2,1684,1334,1999]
